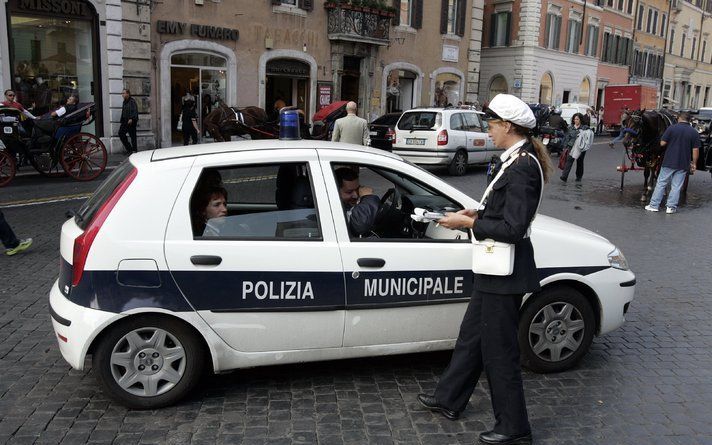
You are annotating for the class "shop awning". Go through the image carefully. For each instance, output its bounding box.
[312,101,348,123]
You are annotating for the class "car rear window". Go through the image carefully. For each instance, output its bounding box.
[372,114,401,125]
[75,160,134,230]
[397,112,440,131]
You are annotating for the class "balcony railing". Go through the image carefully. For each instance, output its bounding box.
[326,5,393,46]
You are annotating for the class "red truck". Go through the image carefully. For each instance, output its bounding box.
[603,84,658,134]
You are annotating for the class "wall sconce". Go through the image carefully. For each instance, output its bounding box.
[265,36,273,49]
[303,43,307,52]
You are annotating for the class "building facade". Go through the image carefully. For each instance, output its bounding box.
[150,0,480,148]
[0,0,152,152]
[663,0,712,109]
[1,0,483,151]
[630,0,668,104]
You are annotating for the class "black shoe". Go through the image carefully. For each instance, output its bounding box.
[575,177,582,182]
[479,430,532,444]
[416,394,460,420]
[559,176,567,182]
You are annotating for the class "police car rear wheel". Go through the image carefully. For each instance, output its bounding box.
[93,316,205,409]
[448,150,467,176]
[519,287,595,373]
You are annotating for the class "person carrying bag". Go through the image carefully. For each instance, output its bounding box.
[417,94,551,445]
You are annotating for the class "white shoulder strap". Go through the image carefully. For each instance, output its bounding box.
[476,150,544,216]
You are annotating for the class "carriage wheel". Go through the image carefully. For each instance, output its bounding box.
[60,133,108,181]
[28,151,65,177]
[0,150,16,187]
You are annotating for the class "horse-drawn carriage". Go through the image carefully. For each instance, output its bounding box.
[202,101,349,142]
[618,109,712,199]
[0,103,107,187]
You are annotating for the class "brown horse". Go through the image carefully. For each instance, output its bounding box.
[203,101,275,141]
[623,109,677,200]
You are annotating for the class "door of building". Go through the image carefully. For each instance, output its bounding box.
[341,56,361,103]
[170,53,228,144]
[266,59,311,119]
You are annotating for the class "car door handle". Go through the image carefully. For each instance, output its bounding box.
[190,255,222,266]
[357,258,385,268]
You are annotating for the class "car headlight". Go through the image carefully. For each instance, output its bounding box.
[608,247,629,270]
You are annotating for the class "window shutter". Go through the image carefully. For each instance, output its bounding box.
[593,27,599,56]
[392,0,401,26]
[457,0,467,37]
[413,0,424,29]
[490,13,497,46]
[441,0,449,34]
[504,12,511,45]
[545,14,551,48]
[555,16,561,50]
[566,20,572,51]
[299,0,313,11]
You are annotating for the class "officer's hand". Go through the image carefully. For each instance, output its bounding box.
[690,162,697,174]
[457,209,477,217]
[438,212,475,230]
[358,186,374,197]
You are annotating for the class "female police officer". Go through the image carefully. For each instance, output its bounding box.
[417,94,551,445]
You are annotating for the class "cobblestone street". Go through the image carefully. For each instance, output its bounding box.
[1,141,711,444]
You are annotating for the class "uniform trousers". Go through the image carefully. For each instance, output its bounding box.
[0,210,20,249]
[434,289,530,436]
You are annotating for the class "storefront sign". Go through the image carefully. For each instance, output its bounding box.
[157,20,239,41]
[318,83,333,109]
[267,60,310,77]
[17,0,89,15]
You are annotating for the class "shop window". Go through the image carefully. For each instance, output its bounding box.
[8,10,100,133]
[434,73,461,107]
[539,73,553,104]
[387,69,417,112]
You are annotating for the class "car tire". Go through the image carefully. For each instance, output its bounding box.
[92,315,206,409]
[518,286,595,373]
[448,150,467,176]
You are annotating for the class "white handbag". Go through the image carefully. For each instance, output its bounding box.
[472,150,544,276]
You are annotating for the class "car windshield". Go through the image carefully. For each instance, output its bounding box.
[397,112,440,130]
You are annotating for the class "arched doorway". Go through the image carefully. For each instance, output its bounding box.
[434,72,462,107]
[539,73,553,105]
[386,69,418,112]
[488,75,508,101]
[170,52,227,143]
[265,58,311,120]
[579,77,591,104]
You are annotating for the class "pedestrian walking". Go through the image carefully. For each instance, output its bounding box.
[645,112,700,214]
[181,100,200,146]
[596,106,604,135]
[0,210,32,256]
[118,89,138,154]
[331,101,369,146]
[560,113,594,182]
[417,93,550,445]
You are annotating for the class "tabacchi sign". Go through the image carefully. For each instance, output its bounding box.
[157,20,239,42]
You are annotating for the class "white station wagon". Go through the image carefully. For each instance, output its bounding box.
[49,140,635,408]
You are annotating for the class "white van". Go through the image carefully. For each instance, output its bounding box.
[391,108,500,175]
[560,103,597,128]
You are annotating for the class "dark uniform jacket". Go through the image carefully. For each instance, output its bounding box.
[473,141,543,295]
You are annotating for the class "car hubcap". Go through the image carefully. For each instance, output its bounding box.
[109,327,186,397]
[528,302,585,362]
[456,154,466,173]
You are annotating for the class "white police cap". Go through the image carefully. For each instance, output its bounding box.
[483,94,537,129]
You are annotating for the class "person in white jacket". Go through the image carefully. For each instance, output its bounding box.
[560,113,594,182]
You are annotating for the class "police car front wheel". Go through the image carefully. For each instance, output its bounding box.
[93,316,206,409]
[518,287,595,373]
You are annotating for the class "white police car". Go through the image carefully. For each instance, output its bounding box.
[49,139,635,408]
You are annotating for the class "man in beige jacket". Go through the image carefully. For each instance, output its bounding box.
[332,101,369,145]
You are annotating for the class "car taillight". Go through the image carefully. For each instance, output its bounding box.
[72,167,137,287]
[437,129,448,146]
[386,128,395,141]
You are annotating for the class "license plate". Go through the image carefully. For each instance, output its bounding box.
[542,137,549,145]
[3,127,12,134]
[369,131,378,136]
[406,138,426,145]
